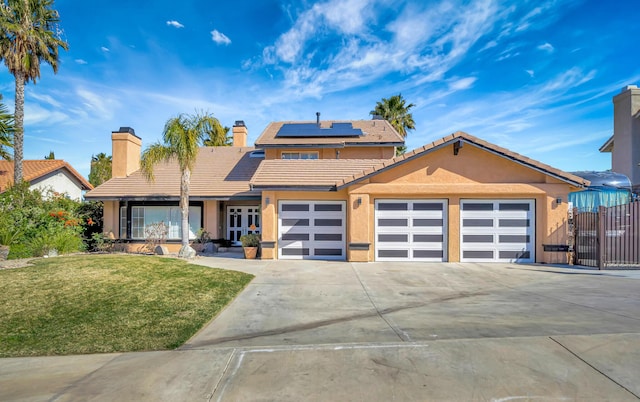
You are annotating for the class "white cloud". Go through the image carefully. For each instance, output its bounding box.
[525,69,535,77]
[166,20,184,29]
[74,59,88,65]
[76,88,119,119]
[449,77,477,90]
[101,46,110,52]
[28,92,63,108]
[211,30,231,45]
[260,0,503,100]
[23,102,69,126]
[537,42,554,53]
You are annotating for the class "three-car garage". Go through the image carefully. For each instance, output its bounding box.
[277,198,535,263]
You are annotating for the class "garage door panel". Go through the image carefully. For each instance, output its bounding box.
[375,199,447,262]
[279,201,346,260]
[460,199,534,263]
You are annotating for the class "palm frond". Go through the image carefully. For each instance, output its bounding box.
[140,142,174,182]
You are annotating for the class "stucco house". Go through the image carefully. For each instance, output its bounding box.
[599,85,640,193]
[0,159,93,199]
[85,120,588,263]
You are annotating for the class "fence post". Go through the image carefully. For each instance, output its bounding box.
[597,205,606,270]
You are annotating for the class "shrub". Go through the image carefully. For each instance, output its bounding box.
[7,244,32,260]
[240,233,260,247]
[0,183,86,258]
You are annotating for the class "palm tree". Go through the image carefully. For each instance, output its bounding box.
[88,152,112,187]
[140,112,217,258]
[44,150,54,159]
[370,94,416,155]
[0,0,68,183]
[202,118,231,146]
[0,94,13,160]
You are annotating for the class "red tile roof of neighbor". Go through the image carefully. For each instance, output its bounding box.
[84,147,262,200]
[0,160,93,192]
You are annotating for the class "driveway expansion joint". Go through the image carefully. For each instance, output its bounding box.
[549,336,640,400]
[349,263,410,342]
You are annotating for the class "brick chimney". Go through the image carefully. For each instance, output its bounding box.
[111,127,141,178]
[232,120,248,147]
[612,85,640,192]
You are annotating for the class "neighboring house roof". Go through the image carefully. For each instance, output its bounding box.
[251,132,590,190]
[255,120,404,148]
[250,159,388,190]
[85,147,261,200]
[0,159,93,193]
[599,135,614,152]
[336,132,590,188]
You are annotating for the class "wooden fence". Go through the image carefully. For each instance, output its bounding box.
[573,201,640,269]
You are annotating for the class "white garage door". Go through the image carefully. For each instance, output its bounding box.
[460,199,535,263]
[278,201,346,260]
[375,199,447,261]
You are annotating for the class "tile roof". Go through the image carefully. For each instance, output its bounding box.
[336,131,590,188]
[0,160,93,192]
[250,159,388,189]
[85,147,261,200]
[254,120,405,147]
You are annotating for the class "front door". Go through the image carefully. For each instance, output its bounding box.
[227,206,261,246]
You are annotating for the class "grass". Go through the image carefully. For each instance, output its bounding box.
[0,254,253,357]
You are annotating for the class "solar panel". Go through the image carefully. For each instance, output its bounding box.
[276,123,363,138]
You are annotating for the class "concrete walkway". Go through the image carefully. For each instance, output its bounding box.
[2,258,640,401]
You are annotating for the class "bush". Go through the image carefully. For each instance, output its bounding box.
[7,244,32,260]
[240,233,260,247]
[0,183,87,258]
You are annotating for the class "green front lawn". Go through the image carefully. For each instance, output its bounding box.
[0,255,253,357]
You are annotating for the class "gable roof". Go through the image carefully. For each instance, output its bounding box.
[255,120,404,148]
[336,132,589,189]
[85,147,261,200]
[0,160,93,193]
[251,132,589,190]
[599,135,614,152]
[250,159,387,191]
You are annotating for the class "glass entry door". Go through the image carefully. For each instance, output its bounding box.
[227,206,261,246]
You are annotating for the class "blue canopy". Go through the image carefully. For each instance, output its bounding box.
[569,188,631,212]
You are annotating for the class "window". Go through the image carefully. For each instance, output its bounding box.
[120,206,127,238]
[129,206,202,240]
[281,152,318,160]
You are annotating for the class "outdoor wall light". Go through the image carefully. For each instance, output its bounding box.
[357,197,362,206]
[556,197,562,205]
[265,197,270,206]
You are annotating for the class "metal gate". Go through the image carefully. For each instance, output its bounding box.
[573,201,640,269]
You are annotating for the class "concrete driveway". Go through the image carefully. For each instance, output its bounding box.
[2,258,640,401]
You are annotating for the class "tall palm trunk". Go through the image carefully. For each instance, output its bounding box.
[179,168,191,256]
[13,72,25,183]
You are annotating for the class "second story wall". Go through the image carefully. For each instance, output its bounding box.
[264,146,396,160]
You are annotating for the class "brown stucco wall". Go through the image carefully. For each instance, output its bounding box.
[264,146,395,160]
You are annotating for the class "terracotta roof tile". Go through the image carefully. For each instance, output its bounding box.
[0,160,92,192]
[254,120,404,147]
[251,159,387,188]
[85,147,261,199]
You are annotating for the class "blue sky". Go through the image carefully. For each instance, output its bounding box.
[0,0,639,179]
